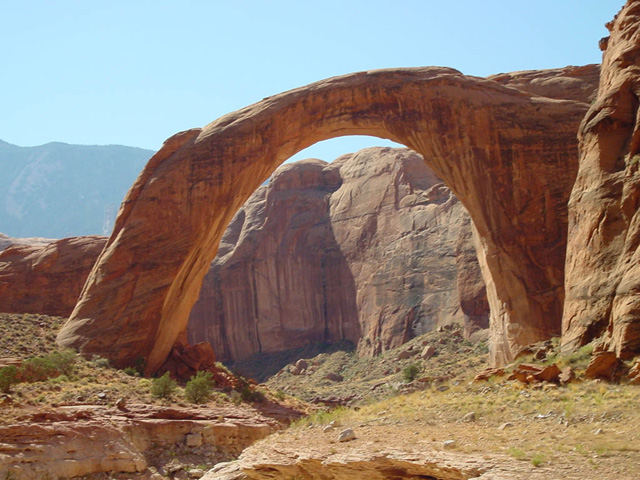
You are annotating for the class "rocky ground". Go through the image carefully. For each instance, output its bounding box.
[1,313,639,479]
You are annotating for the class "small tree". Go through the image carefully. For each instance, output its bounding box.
[185,371,214,404]
[151,372,177,399]
[0,365,18,393]
[403,363,420,383]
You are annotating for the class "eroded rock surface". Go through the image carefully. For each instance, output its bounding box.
[488,64,600,103]
[0,404,279,480]
[57,67,589,372]
[563,1,640,358]
[0,236,106,317]
[188,148,487,362]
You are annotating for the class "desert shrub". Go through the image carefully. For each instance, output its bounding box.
[47,349,77,376]
[185,371,214,404]
[20,356,57,382]
[240,384,265,403]
[123,366,139,377]
[19,349,77,382]
[403,364,421,383]
[0,365,18,393]
[151,372,177,399]
[90,355,110,368]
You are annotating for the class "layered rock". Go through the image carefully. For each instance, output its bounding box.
[562,1,640,358]
[0,403,279,480]
[188,148,487,362]
[57,67,589,372]
[0,236,106,317]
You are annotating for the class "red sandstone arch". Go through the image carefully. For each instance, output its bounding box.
[57,67,589,373]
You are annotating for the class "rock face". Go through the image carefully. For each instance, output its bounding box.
[0,403,279,480]
[0,236,106,317]
[563,1,640,359]
[57,67,589,372]
[188,148,487,362]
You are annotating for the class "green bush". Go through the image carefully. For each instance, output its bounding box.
[19,349,77,382]
[0,365,18,393]
[240,384,265,403]
[185,371,214,404]
[90,355,110,368]
[47,349,77,376]
[123,366,139,377]
[18,349,77,383]
[402,363,421,383]
[151,372,177,399]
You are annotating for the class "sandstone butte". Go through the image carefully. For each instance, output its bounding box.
[0,236,107,317]
[563,1,640,359]
[187,147,488,363]
[54,65,600,374]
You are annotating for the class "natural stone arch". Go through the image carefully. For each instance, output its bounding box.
[57,67,588,373]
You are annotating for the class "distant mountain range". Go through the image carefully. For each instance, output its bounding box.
[0,140,153,238]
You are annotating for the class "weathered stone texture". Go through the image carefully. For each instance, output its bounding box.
[0,236,106,317]
[562,1,640,359]
[188,148,487,362]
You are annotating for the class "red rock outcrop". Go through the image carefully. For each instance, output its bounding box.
[562,1,640,359]
[188,148,487,362]
[57,67,589,372]
[0,236,106,317]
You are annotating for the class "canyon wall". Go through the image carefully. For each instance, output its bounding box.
[188,148,488,362]
[563,1,640,358]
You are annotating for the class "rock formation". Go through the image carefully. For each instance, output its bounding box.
[488,64,600,103]
[57,66,589,372]
[0,236,106,317]
[0,403,280,480]
[563,1,640,358]
[187,148,488,362]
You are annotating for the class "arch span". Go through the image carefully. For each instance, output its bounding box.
[57,67,588,373]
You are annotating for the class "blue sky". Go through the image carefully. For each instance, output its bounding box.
[1,0,622,162]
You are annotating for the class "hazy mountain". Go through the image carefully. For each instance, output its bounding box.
[0,140,153,238]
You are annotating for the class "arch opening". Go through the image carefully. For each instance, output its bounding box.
[56,67,589,373]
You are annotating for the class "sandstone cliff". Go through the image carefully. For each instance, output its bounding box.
[188,148,488,362]
[563,1,640,358]
[0,236,106,317]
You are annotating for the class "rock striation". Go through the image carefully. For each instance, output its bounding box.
[563,1,640,358]
[0,236,106,317]
[57,66,589,372]
[187,148,488,362]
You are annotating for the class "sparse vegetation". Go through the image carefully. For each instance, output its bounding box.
[0,365,18,393]
[402,363,421,382]
[185,371,214,404]
[150,371,177,399]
